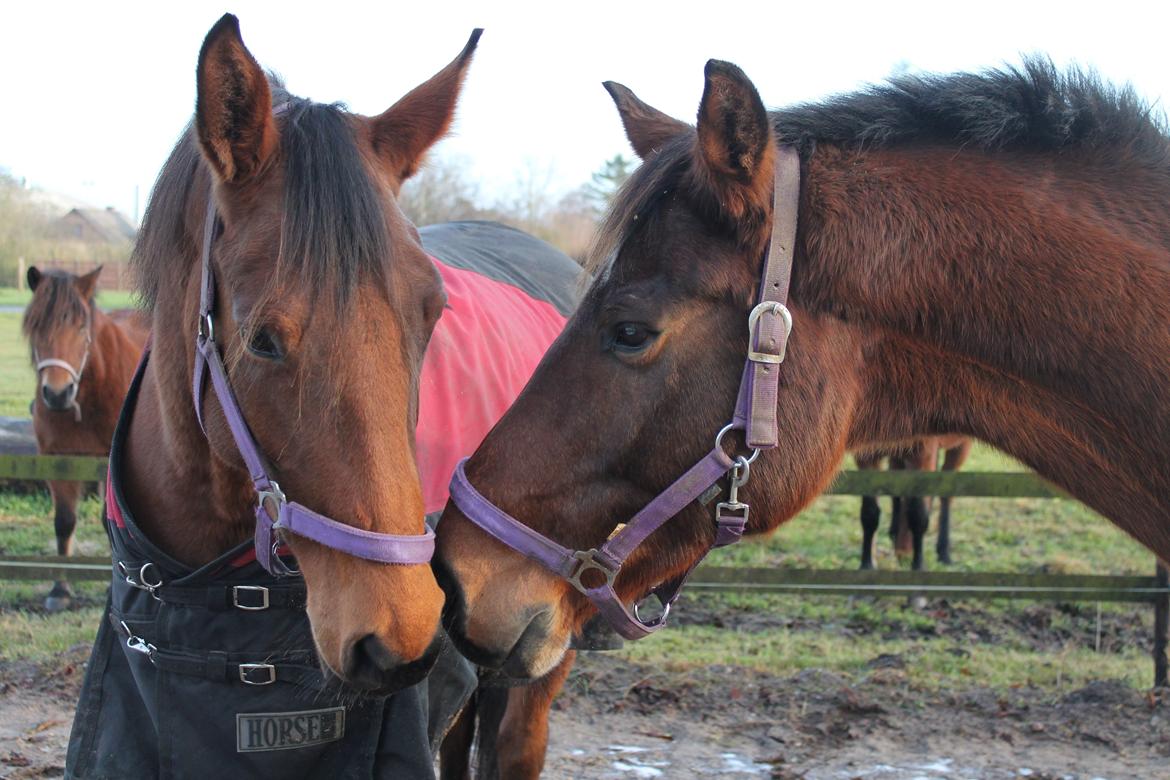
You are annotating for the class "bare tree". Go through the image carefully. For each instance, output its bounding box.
[397,155,486,226]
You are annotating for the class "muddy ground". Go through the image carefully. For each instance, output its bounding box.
[1,647,1166,780]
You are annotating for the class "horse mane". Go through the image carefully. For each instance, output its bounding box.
[22,272,90,349]
[586,57,1170,279]
[132,78,391,314]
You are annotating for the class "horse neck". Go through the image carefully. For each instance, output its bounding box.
[793,143,1170,559]
[120,221,255,567]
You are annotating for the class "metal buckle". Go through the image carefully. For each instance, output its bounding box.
[198,312,215,343]
[257,481,287,521]
[747,301,792,364]
[567,549,619,595]
[239,663,277,685]
[233,585,270,611]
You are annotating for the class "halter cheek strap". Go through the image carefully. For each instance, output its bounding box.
[449,146,800,640]
[191,103,435,576]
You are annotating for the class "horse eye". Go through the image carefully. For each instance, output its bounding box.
[246,327,284,360]
[612,322,656,353]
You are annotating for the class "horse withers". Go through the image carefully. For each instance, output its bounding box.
[22,265,147,610]
[437,57,1170,681]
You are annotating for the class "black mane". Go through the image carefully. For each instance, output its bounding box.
[133,79,390,313]
[773,57,1167,158]
[587,58,1169,278]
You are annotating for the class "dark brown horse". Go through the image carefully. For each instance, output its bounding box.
[436,57,1170,681]
[855,435,972,570]
[22,266,147,610]
[123,14,472,691]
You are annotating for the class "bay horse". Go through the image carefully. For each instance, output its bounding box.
[855,435,972,569]
[66,15,540,777]
[22,266,147,610]
[436,57,1170,682]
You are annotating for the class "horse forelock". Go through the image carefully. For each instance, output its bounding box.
[22,272,90,348]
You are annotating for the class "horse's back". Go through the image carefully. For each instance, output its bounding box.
[417,221,582,513]
[420,220,581,316]
[107,308,150,349]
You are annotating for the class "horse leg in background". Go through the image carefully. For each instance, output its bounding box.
[495,651,575,780]
[45,478,82,612]
[936,438,973,565]
[889,455,911,560]
[904,440,940,571]
[854,451,883,569]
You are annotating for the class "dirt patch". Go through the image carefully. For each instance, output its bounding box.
[543,654,1170,778]
[0,647,88,780]
[1,643,1166,778]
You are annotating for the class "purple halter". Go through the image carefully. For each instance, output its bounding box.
[192,107,435,576]
[449,147,800,639]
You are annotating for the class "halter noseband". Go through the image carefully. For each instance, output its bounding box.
[449,147,801,640]
[35,305,93,422]
[191,103,434,576]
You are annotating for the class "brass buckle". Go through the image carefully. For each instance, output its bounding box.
[747,301,793,364]
[567,549,618,596]
[232,585,270,611]
[239,663,276,685]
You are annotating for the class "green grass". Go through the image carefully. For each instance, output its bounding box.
[617,622,1149,690]
[0,312,34,416]
[0,287,138,308]
[0,492,109,660]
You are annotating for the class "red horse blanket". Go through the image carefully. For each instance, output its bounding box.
[417,221,579,513]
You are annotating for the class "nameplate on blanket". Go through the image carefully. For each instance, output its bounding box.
[236,706,345,752]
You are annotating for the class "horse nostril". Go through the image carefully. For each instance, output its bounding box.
[41,383,75,409]
[343,634,402,690]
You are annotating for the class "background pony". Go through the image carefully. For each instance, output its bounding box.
[22,265,146,610]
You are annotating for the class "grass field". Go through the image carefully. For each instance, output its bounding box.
[0,300,1157,692]
[0,287,139,308]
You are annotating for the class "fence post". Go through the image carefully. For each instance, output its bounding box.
[17,257,25,291]
[1155,561,1168,688]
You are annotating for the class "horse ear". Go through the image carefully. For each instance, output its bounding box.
[75,266,102,300]
[195,14,278,184]
[372,29,482,188]
[26,266,41,291]
[603,82,691,160]
[693,60,775,220]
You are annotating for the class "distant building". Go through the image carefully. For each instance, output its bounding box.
[49,207,136,243]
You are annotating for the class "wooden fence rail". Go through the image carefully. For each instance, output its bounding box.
[1,454,1166,685]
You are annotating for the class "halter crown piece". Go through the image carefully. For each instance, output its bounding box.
[191,102,435,577]
[449,146,801,640]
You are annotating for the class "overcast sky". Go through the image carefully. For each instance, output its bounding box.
[4,1,1170,220]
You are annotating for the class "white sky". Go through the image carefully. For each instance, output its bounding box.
[4,0,1170,220]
